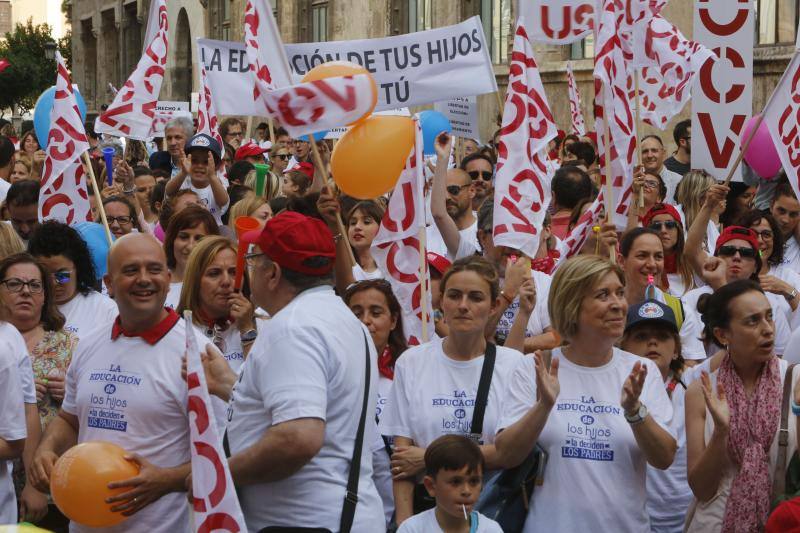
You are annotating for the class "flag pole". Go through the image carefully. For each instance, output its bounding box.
[418,227,429,343]
[602,102,616,264]
[309,140,356,266]
[82,152,113,246]
[634,70,644,209]
[245,116,254,143]
[268,118,276,144]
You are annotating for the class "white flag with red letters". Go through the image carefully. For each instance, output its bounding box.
[566,61,586,136]
[555,191,605,267]
[492,20,557,258]
[519,0,595,44]
[632,14,716,129]
[262,74,377,139]
[197,65,225,149]
[764,52,800,201]
[96,0,167,140]
[371,121,433,345]
[39,52,91,225]
[594,0,637,230]
[244,0,293,104]
[184,312,247,533]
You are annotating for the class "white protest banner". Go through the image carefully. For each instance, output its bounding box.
[691,0,753,181]
[764,52,800,199]
[198,38,269,116]
[156,101,189,113]
[149,101,191,137]
[200,17,495,115]
[434,96,481,141]
[518,0,595,44]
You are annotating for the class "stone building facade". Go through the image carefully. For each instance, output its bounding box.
[68,0,796,150]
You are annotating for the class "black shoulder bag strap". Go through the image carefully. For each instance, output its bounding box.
[469,342,497,442]
[340,331,372,533]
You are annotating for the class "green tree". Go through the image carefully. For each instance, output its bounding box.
[0,19,71,114]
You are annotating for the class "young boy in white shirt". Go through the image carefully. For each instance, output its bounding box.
[398,435,503,533]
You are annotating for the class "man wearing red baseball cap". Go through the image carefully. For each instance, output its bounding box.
[225,211,384,531]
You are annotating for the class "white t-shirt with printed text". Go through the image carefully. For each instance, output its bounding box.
[180,175,229,225]
[62,314,193,533]
[59,291,117,339]
[379,338,524,447]
[0,325,27,525]
[498,347,674,533]
[398,508,503,533]
[495,270,552,344]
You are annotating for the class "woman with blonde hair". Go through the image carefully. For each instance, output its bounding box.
[675,170,722,254]
[0,223,24,259]
[178,235,255,426]
[244,168,281,202]
[227,193,273,235]
[494,254,676,532]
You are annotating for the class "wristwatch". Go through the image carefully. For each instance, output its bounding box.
[240,329,258,344]
[624,403,648,425]
[786,288,798,302]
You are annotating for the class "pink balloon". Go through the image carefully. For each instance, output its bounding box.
[742,114,782,179]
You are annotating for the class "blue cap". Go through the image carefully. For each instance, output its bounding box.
[625,299,678,334]
[184,133,222,163]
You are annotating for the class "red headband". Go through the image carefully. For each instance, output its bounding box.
[715,225,760,254]
[642,203,682,229]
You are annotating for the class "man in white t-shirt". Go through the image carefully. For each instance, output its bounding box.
[31,234,191,533]
[641,135,683,204]
[226,211,384,531]
[164,133,230,225]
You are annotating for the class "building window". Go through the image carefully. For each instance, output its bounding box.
[409,0,432,33]
[481,0,511,64]
[221,0,231,40]
[210,0,230,40]
[0,1,11,36]
[312,0,328,42]
[569,35,595,59]
[756,0,798,45]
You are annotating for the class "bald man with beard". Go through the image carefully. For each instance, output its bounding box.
[31,234,195,533]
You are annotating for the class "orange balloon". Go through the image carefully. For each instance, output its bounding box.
[51,441,140,528]
[331,115,415,199]
[301,61,378,125]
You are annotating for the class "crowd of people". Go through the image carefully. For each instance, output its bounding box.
[0,111,799,533]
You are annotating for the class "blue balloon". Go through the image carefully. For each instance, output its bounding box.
[418,110,452,156]
[33,85,87,148]
[73,222,112,280]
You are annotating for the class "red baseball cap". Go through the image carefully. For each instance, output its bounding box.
[234,142,267,161]
[715,225,760,255]
[642,203,682,229]
[766,498,800,532]
[242,211,336,276]
[288,161,315,179]
[426,252,452,276]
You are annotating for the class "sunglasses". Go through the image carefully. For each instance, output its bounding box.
[446,184,470,195]
[51,270,73,284]
[717,245,756,259]
[273,154,291,160]
[649,221,678,231]
[468,170,493,182]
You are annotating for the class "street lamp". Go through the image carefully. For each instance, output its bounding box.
[44,41,57,61]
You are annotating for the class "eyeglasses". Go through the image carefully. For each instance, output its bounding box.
[273,154,291,161]
[244,252,266,267]
[107,215,133,225]
[717,245,757,259]
[227,131,244,138]
[0,278,43,293]
[649,221,678,231]
[752,229,774,240]
[51,270,73,285]
[446,184,471,195]
[468,170,493,182]
[643,180,661,190]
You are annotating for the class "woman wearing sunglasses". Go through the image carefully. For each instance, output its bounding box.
[682,184,793,360]
[268,145,292,177]
[0,252,76,527]
[642,204,695,298]
[177,236,255,427]
[27,221,117,339]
